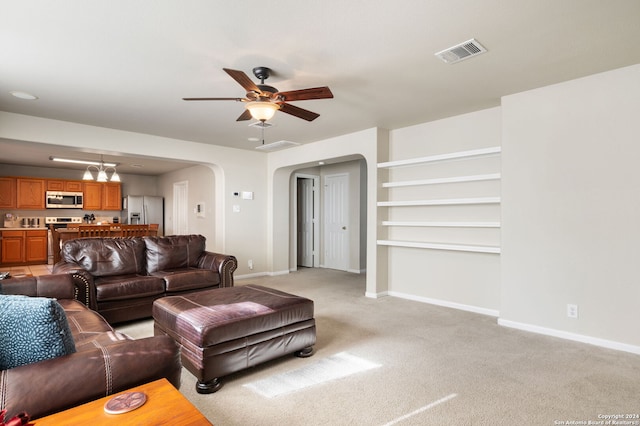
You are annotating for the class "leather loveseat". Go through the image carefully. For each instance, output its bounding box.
[52,234,237,324]
[0,273,181,420]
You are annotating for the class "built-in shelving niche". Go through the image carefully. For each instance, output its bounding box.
[377,147,501,254]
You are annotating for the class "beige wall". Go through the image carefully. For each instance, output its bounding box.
[500,64,640,350]
[384,107,502,315]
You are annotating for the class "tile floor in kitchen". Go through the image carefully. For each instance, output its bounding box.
[0,264,52,277]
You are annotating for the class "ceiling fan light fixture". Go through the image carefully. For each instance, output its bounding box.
[245,102,279,121]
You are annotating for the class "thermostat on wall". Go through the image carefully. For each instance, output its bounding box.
[242,191,254,200]
[195,202,205,218]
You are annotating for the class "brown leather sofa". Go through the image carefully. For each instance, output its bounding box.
[52,234,238,324]
[0,274,181,420]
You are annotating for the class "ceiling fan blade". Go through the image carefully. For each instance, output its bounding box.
[278,102,320,121]
[183,97,244,101]
[236,109,253,121]
[223,68,261,94]
[276,86,333,102]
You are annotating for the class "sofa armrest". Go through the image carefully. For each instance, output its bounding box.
[0,274,76,300]
[52,261,96,309]
[0,335,181,420]
[197,251,237,287]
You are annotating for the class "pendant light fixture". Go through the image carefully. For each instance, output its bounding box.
[82,155,120,182]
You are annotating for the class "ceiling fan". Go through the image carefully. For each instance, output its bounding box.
[183,67,333,122]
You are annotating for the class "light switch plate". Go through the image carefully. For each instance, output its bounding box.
[195,202,205,217]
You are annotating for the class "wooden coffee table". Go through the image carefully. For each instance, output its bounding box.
[32,378,212,425]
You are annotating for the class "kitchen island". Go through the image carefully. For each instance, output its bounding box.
[51,224,158,264]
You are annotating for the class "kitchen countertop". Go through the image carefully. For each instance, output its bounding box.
[0,227,49,230]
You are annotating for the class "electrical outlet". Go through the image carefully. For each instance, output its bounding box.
[567,304,579,319]
[248,259,253,270]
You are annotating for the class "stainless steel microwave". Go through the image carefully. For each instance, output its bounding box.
[45,191,84,209]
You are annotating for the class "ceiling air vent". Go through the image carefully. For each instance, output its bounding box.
[255,140,300,152]
[435,38,487,64]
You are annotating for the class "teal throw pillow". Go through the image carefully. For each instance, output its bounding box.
[0,295,76,370]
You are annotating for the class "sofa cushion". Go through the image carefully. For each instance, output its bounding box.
[0,295,76,370]
[58,299,115,339]
[151,268,220,292]
[144,235,206,273]
[94,274,165,302]
[74,331,132,352]
[62,237,146,277]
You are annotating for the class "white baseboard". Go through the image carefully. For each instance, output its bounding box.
[365,291,388,299]
[498,319,640,355]
[387,291,500,317]
[238,268,364,280]
[236,270,290,280]
[385,292,639,354]
[235,272,270,280]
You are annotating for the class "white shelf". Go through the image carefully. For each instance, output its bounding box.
[378,146,501,169]
[382,221,500,228]
[377,239,501,254]
[377,146,501,255]
[377,197,500,207]
[382,173,500,188]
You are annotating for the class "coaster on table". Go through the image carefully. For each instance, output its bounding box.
[104,392,147,414]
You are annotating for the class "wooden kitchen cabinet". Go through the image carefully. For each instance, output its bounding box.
[47,179,84,192]
[17,178,46,209]
[83,182,121,210]
[0,177,17,208]
[102,182,122,210]
[83,182,103,210]
[25,230,48,263]
[1,231,24,264]
[0,230,48,265]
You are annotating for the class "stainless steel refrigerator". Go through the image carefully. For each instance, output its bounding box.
[122,195,164,235]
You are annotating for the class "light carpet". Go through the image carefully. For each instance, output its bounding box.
[116,268,640,425]
[243,351,381,398]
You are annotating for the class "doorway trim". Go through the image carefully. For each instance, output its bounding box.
[292,173,320,271]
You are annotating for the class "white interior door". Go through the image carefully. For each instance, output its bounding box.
[173,181,188,235]
[297,177,314,267]
[323,173,349,271]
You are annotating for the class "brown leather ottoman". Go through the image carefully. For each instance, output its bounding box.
[152,284,316,393]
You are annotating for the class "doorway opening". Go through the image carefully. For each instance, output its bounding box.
[295,174,320,269]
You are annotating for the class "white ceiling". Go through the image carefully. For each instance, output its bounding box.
[1,1,640,175]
